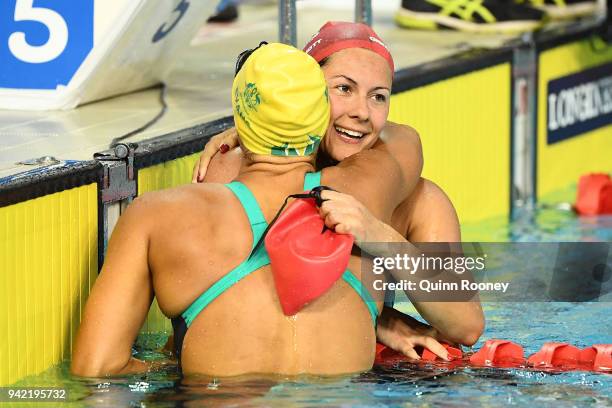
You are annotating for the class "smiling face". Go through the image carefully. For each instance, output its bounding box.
[321,48,392,161]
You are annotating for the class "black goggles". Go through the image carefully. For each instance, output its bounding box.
[234,41,269,77]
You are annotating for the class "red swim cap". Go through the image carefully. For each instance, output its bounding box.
[303,21,394,74]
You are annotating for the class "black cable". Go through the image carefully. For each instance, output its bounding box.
[107,42,265,150]
[109,82,168,148]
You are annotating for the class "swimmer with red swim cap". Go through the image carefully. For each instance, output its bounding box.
[194,22,485,360]
[72,42,417,377]
[303,21,395,74]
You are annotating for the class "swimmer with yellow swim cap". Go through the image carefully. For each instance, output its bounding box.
[232,42,329,157]
[72,42,413,377]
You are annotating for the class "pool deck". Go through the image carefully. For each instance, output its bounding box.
[0,1,607,181]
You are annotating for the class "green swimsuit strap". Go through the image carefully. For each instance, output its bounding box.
[181,181,270,327]
[342,271,379,324]
[305,172,379,324]
[303,171,322,190]
[225,181,268,247]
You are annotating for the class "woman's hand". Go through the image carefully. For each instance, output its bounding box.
[318,190,375,242]
[319,190,406,251]
[376,306,451,361]
[192,127,240,183]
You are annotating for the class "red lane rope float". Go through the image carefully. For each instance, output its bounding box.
[577,344,612,372]
[469,339,525,368]
[527,342,581,370]
[375,343,407,365]
[374,339,611,373]
[575,173,612,215]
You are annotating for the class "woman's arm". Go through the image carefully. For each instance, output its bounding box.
[71,197,156,377]
[319,188,484,347]
[377,122,424,199]
[322,121,423,217]
[393,179,461,242]
[398,179,484,346]
[193,121,424,192]
[192,127,241,183]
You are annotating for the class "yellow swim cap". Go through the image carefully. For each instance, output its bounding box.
[232,43,330,156]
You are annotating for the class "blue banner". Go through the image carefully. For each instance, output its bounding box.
[0,0,94,90]
[546,62,612,144]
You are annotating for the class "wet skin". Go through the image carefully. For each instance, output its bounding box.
[72,139,415,377]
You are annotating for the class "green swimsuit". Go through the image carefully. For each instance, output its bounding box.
[171,172,379,363]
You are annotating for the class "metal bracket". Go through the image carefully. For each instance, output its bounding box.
[94,143,138,261]
[95,143,137,204]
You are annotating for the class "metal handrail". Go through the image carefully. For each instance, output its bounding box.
[279,0,372,46]
[279,0,297,46]
[355,0,372,25]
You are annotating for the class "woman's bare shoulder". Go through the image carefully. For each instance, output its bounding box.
[131,183,229,219]
[374,121,424,194]
[381,121,422,147]
[404,178,460,242]
[377,122,423,166]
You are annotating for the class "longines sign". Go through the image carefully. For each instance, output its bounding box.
[547,62,612,144]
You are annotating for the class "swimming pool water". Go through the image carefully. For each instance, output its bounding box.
[11,208,612,407]
[462,206,612,243]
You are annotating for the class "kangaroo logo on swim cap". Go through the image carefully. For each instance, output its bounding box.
[232,43,330,156]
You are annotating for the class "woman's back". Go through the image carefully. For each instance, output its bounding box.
[147,167,376,376]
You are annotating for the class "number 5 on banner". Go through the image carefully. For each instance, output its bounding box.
[9,0,68,63]
[0,0,93,90]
